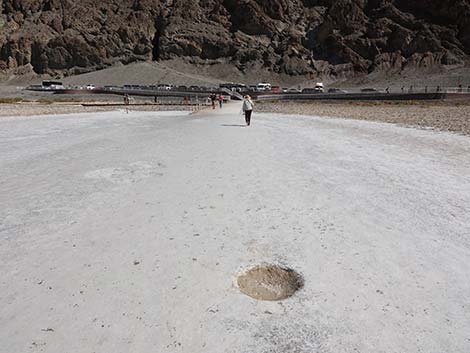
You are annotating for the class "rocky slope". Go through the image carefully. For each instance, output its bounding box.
[1,0,469,79]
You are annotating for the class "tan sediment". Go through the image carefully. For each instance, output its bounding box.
[257,100,470,136]
[237,264,303,301]
[0,102,194,117]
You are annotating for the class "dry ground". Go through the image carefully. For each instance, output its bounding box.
[0,102,197,117]
[257,100,470,136]
[1,103,470,353]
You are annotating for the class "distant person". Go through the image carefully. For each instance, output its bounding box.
[210,94,216,109]
[242,95,254,126]
[124,94,130,105]
[219,94,224,108]
[385,87,390,94]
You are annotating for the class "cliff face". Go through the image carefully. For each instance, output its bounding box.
[1,0,469,78]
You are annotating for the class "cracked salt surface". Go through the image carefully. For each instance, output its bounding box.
[1,105,470,353]
[85,161,165,184]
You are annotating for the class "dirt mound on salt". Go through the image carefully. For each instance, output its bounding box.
[237,264,303,301]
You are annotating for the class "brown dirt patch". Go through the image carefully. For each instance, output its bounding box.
[257,100,470,136]
[237,264,303,301]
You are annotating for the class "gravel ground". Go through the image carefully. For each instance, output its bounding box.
[1,103,470,353]
[0,102,197,117]
[257,100,470,136]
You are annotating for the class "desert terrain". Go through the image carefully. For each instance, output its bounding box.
[257,100,470,136]
[1,0,470,351]
[1,103,470,353]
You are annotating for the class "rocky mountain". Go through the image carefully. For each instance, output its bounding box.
[1,0,469,79]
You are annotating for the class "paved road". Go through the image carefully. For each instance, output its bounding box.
[1,104,470,353]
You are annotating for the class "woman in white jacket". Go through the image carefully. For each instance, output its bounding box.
[242,95,254,126]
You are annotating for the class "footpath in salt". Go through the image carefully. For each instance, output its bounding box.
[1,103,470,353]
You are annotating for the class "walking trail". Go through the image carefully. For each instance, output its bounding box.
[1,103,470,353]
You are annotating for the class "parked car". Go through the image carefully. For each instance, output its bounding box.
[256,82,272,91]
[328,88,348,93]
[220,83,247,92]
[86,84,96,90]
[301,88,317,93]
[42,80,65,90]
[219,82,235,89]
[302,83,324,93]
[314,82,324,93]
[123,84,140,90]
[157,84,172,90]
[234,84,248,92]
[26,84,43,91]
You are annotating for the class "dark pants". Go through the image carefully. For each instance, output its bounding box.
[245,110,252,125]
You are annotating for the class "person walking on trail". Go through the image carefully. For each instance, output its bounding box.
[242,95,254,126]
[219,94,224,108]
[210,94,216,109]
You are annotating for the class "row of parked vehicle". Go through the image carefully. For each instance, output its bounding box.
[219,82,345,94]
[222,83,382,94]
[34,80,383,95]
[220,82,289,92]
[113,84,219,92]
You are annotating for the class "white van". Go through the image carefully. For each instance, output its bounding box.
[256,82,272,91]
[42,80,65,90]
[314,82,324,93]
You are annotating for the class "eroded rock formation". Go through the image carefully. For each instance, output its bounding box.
[1,0,469,78]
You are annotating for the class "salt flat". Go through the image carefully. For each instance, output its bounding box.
[1,103,470,353]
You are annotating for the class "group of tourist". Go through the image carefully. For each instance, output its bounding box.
[210,93,254,127]
[210,94,225,109]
